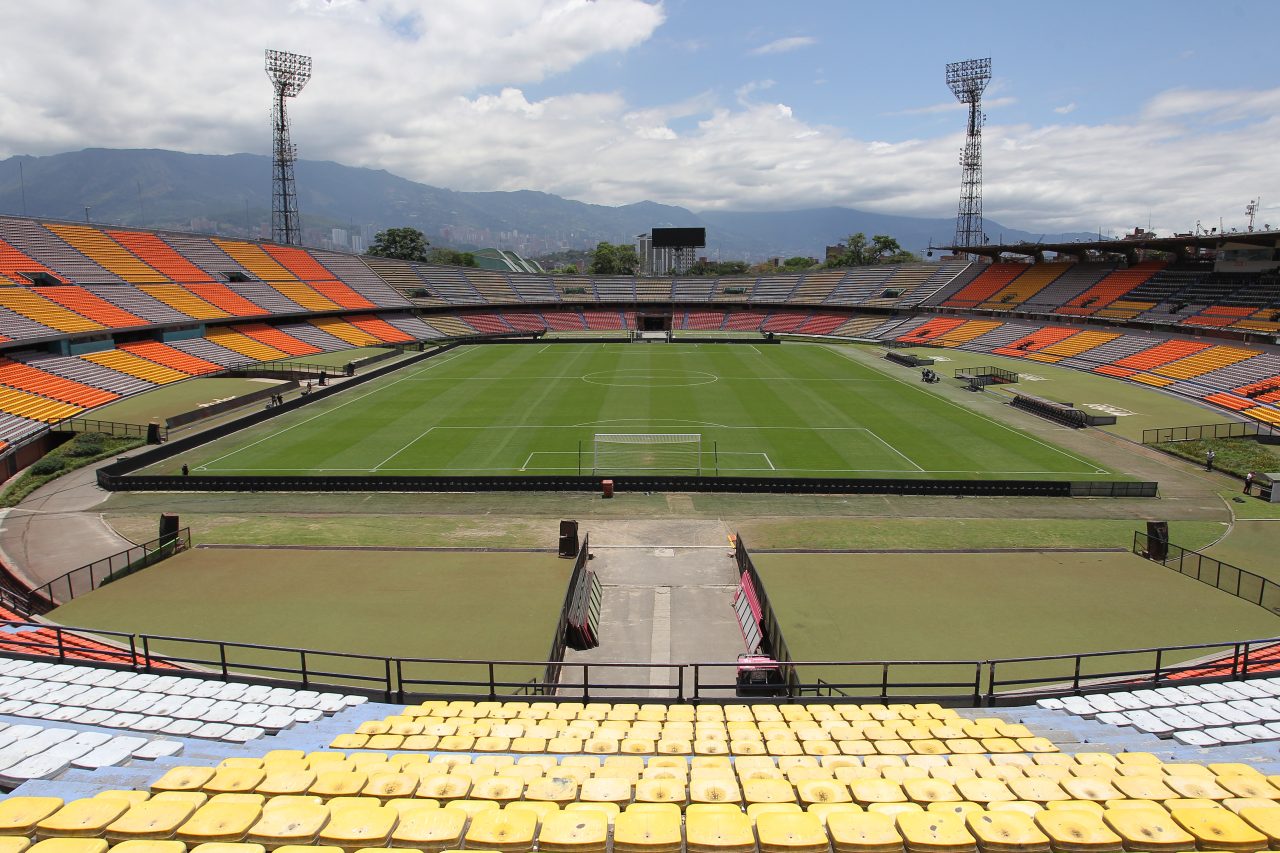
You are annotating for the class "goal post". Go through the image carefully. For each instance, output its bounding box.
[592,433,702,475]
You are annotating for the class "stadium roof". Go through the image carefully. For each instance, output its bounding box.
[932,229,1280,261]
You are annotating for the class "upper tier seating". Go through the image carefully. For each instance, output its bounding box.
[223,281,307,315]
[158,234,254,279]
[118,342,222,376]
[233,323,321,357]
[38,287,144,328]
[0,238,68,286]
[0,289,104,334]
[168,337,255,368]
[0,219,122,283]
[12,352,155,398]
[1057,261,1165,315]
[81,351,189,385]
[308,250,413,307]
[0,358,117,408]
[44,225,168,284]
[82,286,195,326]
[942,264,1027,309]
[980,263,1070,309]
[106,230,214,282]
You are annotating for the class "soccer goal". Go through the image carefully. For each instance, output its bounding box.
[592,433,702,474]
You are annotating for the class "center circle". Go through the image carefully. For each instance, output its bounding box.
[581,369,718,388]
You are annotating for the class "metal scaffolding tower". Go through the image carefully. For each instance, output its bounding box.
[265,49,312,246]
[946,57,991,253]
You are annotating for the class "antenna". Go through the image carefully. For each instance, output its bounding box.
[1246,197,1259,232]
[946,57,991,255]
[265,49,312,245]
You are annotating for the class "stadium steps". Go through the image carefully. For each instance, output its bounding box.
[0,306,61,342]
[38,287,145,329]
[980,263,1071,309]
[356,256,430,302]
[308,250,412,308]
[415,266,486,305]
[0,218,123,284]
[222,281,307,316]
[823,268,894,306]
[380,313,444,340]
[118,342,222,376]
[916,263,983,307]
[259,281,341,313]
[0,235,70,285]
[0,358,118,408]
[231,323,321,357]
[182,283,269,317]
[44,225,169,284]
[211,240,298,282]
[506,271,558,303]
[12,353,155,398]
[156,233,255,280]
[348,316,414,343]
[167,338,255,369]
[106,230,215,283]
[672,278,716,302]
[466,270,522,304]
[1021,263,1116,311]
[0,289,105,334]
[273,321,354,352]
[133,285,228,321]
[81,286,194,327]
[942,264,1027,309]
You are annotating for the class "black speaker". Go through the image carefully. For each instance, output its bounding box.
[1146,521,1169,561]
[146,422,162,444]
[159,513,180,549]
[559,520,579,559]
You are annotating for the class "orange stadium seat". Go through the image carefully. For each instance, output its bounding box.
[118,341,223,375]
[107,230,215,281]
[38,286,145,328]
[0,238,68,285]
[233,322,322,356]
[348,315,414,343]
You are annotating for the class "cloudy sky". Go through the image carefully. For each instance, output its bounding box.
[5,0,1280,235]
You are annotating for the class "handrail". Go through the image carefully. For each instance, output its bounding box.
[1134,531,1280,616]
[28,528,191,612]
[1142,421,1275,444]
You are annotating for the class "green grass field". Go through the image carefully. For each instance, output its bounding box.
[51,547,570,691]
[755,550,1280,695]
[149,343,1114,481]
[88,378,282,425]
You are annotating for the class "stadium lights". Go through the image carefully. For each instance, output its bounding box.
[946,57,992,253]
[266,49,312,246]
[265,49,312,97]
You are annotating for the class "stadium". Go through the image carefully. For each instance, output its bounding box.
[0,8,1279,853]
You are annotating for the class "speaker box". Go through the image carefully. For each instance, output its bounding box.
[159,513,180,549]
[559,520,579,559]
[1146,521,1169,561]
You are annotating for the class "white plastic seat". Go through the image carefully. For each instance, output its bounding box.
[1172,729,1221,747]
[133,740,183,760]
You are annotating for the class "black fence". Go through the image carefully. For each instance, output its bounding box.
[886,351,934,367]
[54,417,163,441]
[1010,392,1088,428]
[544,533,591,688]
[28,528,191,612]
[1134,531,1280,615]
[956,366,1019,384]
[1142,421,1278,445]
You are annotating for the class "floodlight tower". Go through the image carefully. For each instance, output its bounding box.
[946,57,991,253]
[265,49,312,245]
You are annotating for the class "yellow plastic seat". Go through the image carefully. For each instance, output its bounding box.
[106,800,200,842]
[389,806,465,851]
[108,841,184,853]
[0,798,64,835]
[1111,776,1175,801]
[25,842,107,853]
[1057,779,1119,803]
[443,800,499,821]
[965,810,1050,853]
[37,799,131,840]
[524,777,579,806]
[153,767,218,793]
[1032,810,1122,852]
[0,839,29,853]
[152,794,209,807]
[897,810,976,852]
[796,780,851,806]
[1006,779,1067,805]
[690,778,744,805]
[462,807,537,851]
[316,805,398,852]
[96,792,151,807]
[902,780,960,805]
[309,772,368,800]
[685,810,755,853]
[565,802,620,825]
[826,811,902,853]
[1044,801,1104,817]
[927,802,984,818]
[416,776,471,802]
[578,777,632,806]
[1169,807,1267,853]
[1218,773,1280,799]
[1238,804,1280,844]
[1164,775,1231,801]
[612,810,682,853]
[174,803,263,845]
[987,803,1043,819]
[1016,739,1058,754]
[634,779,687,805]
[757,811,829,853]
[1100,806,1193,852]
[537,809,608,853]
[744,778,798,804]
[245,802,330,847]
[1223,796,1280,814]
[850,780,907,806]
[362,773,419,801]
[468,776,525,803]
[205,769,267,795]
[256,771,317,797]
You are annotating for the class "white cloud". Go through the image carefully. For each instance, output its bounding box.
[0,2,1278,237]
[1053,102,1077,115]
[750,36,816,56]
[890,96,1016,117]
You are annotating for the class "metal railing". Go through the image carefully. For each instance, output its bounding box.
[1135,531,1280,615]
[28,528,191,612]
[53,417,162,441]
[1143,421,1276,444]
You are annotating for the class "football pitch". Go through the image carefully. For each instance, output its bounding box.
[155,342,1114,480]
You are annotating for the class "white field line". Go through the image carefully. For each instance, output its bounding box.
[195,348,475,471]
[863,428,925,471]
[201,465,1089,475]
[372,427,435,472]
[823,345,1107,475]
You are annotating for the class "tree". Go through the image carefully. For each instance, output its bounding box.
[825,232,918,268]
[688,259,749,276]
[428,248,478,267]
[367,227,430,262]
[589,242,640,275]
[782,256,818,271]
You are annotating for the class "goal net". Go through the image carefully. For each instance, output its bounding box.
[593,433,702,474]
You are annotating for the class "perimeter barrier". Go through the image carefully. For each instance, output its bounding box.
[1142,421,1278,444]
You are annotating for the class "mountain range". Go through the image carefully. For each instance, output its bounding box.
[0,148,1092,261]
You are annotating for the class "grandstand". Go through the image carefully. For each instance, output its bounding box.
[0,211,1277,840]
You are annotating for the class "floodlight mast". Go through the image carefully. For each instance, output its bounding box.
[946,57,991,255]
[265,49,312,246]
